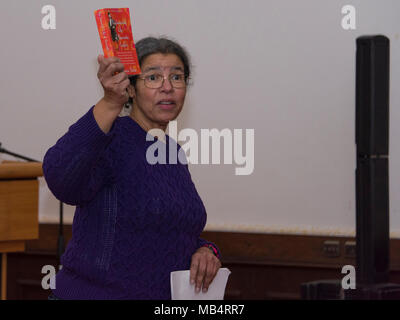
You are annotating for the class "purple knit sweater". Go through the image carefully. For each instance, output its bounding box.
[42,106,220,300]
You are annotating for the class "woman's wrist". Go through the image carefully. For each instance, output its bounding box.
[201,243,220,259]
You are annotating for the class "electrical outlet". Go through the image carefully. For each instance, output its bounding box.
[323,240,340,257]
[344,241,356,258]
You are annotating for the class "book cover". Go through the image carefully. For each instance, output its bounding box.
[94,8,141,75]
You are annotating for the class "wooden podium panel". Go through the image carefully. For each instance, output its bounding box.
[0,161,42,300]
[0,179,39,242]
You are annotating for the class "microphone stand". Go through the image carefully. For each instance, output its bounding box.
[0,142,38,162]
[0,142,65,265]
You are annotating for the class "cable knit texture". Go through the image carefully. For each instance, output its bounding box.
[42,105,220,300]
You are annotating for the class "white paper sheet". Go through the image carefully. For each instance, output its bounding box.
[170,267,231,300]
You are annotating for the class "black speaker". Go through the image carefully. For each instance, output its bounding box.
[345,283,400,300]
[356,35,389,156]
[301,280,343,300]
[300,35,396,300]
[356,158,389,284]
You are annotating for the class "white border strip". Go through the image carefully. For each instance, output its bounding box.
[39,215,400,239]
[204,223,400,239]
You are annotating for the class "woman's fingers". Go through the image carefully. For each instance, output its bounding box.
[189,257,199,286]
[190,247,221,293]
[97,55,126,86]
[97,55,121,78]
[204,266,216,292]
[97,55,130,108]
[195,259,207,293]
[120,78,131,99]
[107,71,128,88]
[202,257,220,292]
[190,255,206,293]
[103,62,125,80]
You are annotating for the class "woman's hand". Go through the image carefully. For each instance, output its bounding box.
[190,246,222,293]
[97,54,131,113]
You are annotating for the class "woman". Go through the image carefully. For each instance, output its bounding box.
[43,37,221,300]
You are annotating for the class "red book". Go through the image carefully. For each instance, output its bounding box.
[94,8,141,75]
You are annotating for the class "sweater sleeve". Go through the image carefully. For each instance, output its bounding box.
[42,105,117,206]
[197,237,221,260]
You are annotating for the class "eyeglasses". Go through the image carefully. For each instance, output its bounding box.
[137,73,187,89]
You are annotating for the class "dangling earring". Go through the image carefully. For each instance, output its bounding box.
[120,101,132,117]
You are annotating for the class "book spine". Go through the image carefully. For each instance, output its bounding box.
[94,9,115,58]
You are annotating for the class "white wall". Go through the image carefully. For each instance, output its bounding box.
[1,0,399,237]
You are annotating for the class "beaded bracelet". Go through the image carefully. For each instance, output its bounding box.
[202,243,220,259]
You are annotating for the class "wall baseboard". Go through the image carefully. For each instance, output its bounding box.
[3,224,400,299]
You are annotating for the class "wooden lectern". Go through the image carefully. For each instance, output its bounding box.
[0,160,42,300]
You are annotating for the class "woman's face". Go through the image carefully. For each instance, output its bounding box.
[129,53,187,131]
